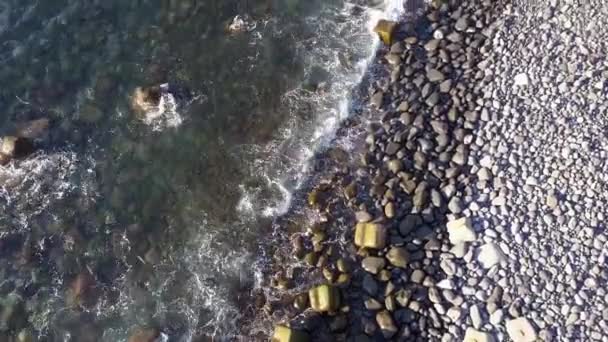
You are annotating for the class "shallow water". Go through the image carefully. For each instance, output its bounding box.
[0,0,403,340]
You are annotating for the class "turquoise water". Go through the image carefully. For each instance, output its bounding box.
[0,0,401,340]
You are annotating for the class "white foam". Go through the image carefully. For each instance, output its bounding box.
[236,0,405,219]
[0,151,80,231]
[141,91,184,131]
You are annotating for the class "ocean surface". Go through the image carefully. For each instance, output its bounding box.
[0,0,403,340]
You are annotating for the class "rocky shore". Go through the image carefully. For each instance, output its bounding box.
[263,0,608,341]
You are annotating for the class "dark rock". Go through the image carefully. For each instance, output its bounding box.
[399,215,421,236]
[362,274,378,296]
[0,136,35,164]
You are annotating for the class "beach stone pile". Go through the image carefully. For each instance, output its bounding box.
[269,0,506,341]
[269,0,608,341]
[434,0,608,341]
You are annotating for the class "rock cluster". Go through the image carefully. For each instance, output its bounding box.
[0,118,49,165]
[266,0,608,340]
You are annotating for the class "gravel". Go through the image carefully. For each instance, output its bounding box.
[266,0,608,340]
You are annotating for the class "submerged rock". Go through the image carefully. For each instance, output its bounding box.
[66,271,98,308]
[127,327,160,342]
[14,118,50,139]
[0,136,35,165]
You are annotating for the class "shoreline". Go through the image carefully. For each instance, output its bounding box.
[256,0,509,340]
[259,0,608,340]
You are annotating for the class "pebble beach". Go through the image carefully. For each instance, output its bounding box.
[265,0,608,341]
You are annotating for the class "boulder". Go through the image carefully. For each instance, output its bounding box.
[354,222,387,249]
[131,86,161,115]
[373,20,398,45]
[272,326,310,342]
[0,136,35,165]
[506,317,537,342]
[477,243,506,269]
[463,328,495,342]
[446,217,477,244]
[308,284,340,312]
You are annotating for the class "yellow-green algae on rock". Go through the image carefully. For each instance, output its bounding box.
[308,284,340,312]
[373,20,398,45]
[354,222,387,249]
[271,326,310,342]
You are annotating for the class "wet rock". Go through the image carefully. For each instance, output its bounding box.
[386,247,410,268]
[365,298,383,310]
[370,91,384,108]
[395,289,412,307]
[272,326,310,342]
[0,136,35,164]
[344,182,357,200]
[309,284,340,312]
[226,15,254,34]
[131,86,161,115]
[410,269,425,284]
[361,257,386,274]
[355,211,373,223]
[304,252,318,266]
[387,159,402,174]
[385,141,400,155]
[413,184,429,209]
[128,327,160,342]
[384,202,395,218]
[362,274,378,295]
[376,311,398,338]
[373,20,398,45]
[354,223,387,249]
[293,293,309,310]
[329,316,348,333]
[399,215,420,236]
